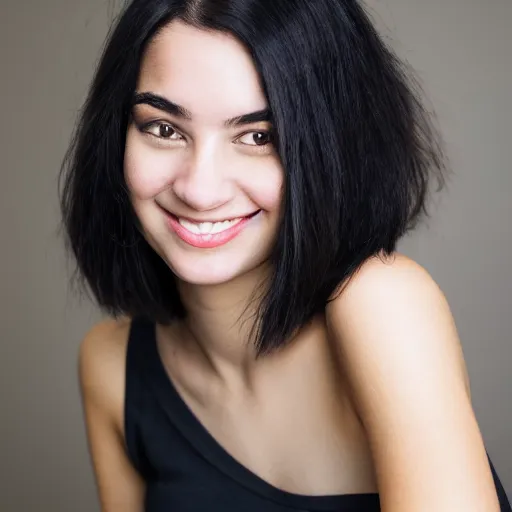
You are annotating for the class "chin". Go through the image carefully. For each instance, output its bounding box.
[171,264,243,286]
[161,247,267,287]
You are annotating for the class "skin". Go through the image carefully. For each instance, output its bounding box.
[79,20,500,512]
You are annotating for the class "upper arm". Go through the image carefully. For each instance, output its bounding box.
[327,253,500,512]
[79,318,145,512]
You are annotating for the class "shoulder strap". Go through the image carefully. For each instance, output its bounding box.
[124,316,155,478]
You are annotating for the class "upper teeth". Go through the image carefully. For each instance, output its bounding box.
[178,218,242,235]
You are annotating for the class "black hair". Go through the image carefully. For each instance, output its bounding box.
[59,0,447,355]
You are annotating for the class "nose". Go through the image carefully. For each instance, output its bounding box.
[172,143,233,212]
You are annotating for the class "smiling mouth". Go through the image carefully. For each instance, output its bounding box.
[169,211,260,234]
[164,210,261,248]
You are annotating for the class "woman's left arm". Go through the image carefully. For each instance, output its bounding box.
[326,253,500,512]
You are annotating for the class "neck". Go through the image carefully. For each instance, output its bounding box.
[176,262,271,381]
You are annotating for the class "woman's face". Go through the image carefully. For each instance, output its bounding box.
[124,20,283,286]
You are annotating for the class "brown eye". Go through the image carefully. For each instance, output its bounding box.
[159,124,177,138]
[143,121,183,141]
[237,131,272,147]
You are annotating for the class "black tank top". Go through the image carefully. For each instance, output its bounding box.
[124,317,511,512]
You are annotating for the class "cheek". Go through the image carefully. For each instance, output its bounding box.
[124,131,179,199]
[246,162,284,212]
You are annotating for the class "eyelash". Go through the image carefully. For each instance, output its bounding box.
[137,120,273,150]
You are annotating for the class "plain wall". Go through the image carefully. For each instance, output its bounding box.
[0,0,510,510]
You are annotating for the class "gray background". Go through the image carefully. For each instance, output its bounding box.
[0,0,510,510]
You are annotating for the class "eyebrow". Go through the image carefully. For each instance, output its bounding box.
[132,92,272,127]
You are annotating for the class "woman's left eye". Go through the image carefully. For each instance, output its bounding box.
[236,131,272,147]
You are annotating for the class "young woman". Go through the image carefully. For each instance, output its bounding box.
[59,0,511,510]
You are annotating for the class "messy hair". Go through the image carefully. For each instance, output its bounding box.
[59,0,447,354]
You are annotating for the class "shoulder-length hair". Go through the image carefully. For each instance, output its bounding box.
[59,0,447,354]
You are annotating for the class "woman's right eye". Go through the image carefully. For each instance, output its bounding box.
[143,122,184,141]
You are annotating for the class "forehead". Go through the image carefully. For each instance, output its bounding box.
[137,20,268,122]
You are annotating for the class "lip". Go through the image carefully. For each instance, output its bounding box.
[164,210,260,249]
[171,212,253,224]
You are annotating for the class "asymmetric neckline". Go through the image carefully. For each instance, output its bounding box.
[139,318,380,511]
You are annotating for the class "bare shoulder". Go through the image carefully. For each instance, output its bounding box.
[80,316,132,361]
[326,252,499,510]
[79,316,132,432]
[79,317,146,510]
[331,251,441,303]
[327,251,470,396]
